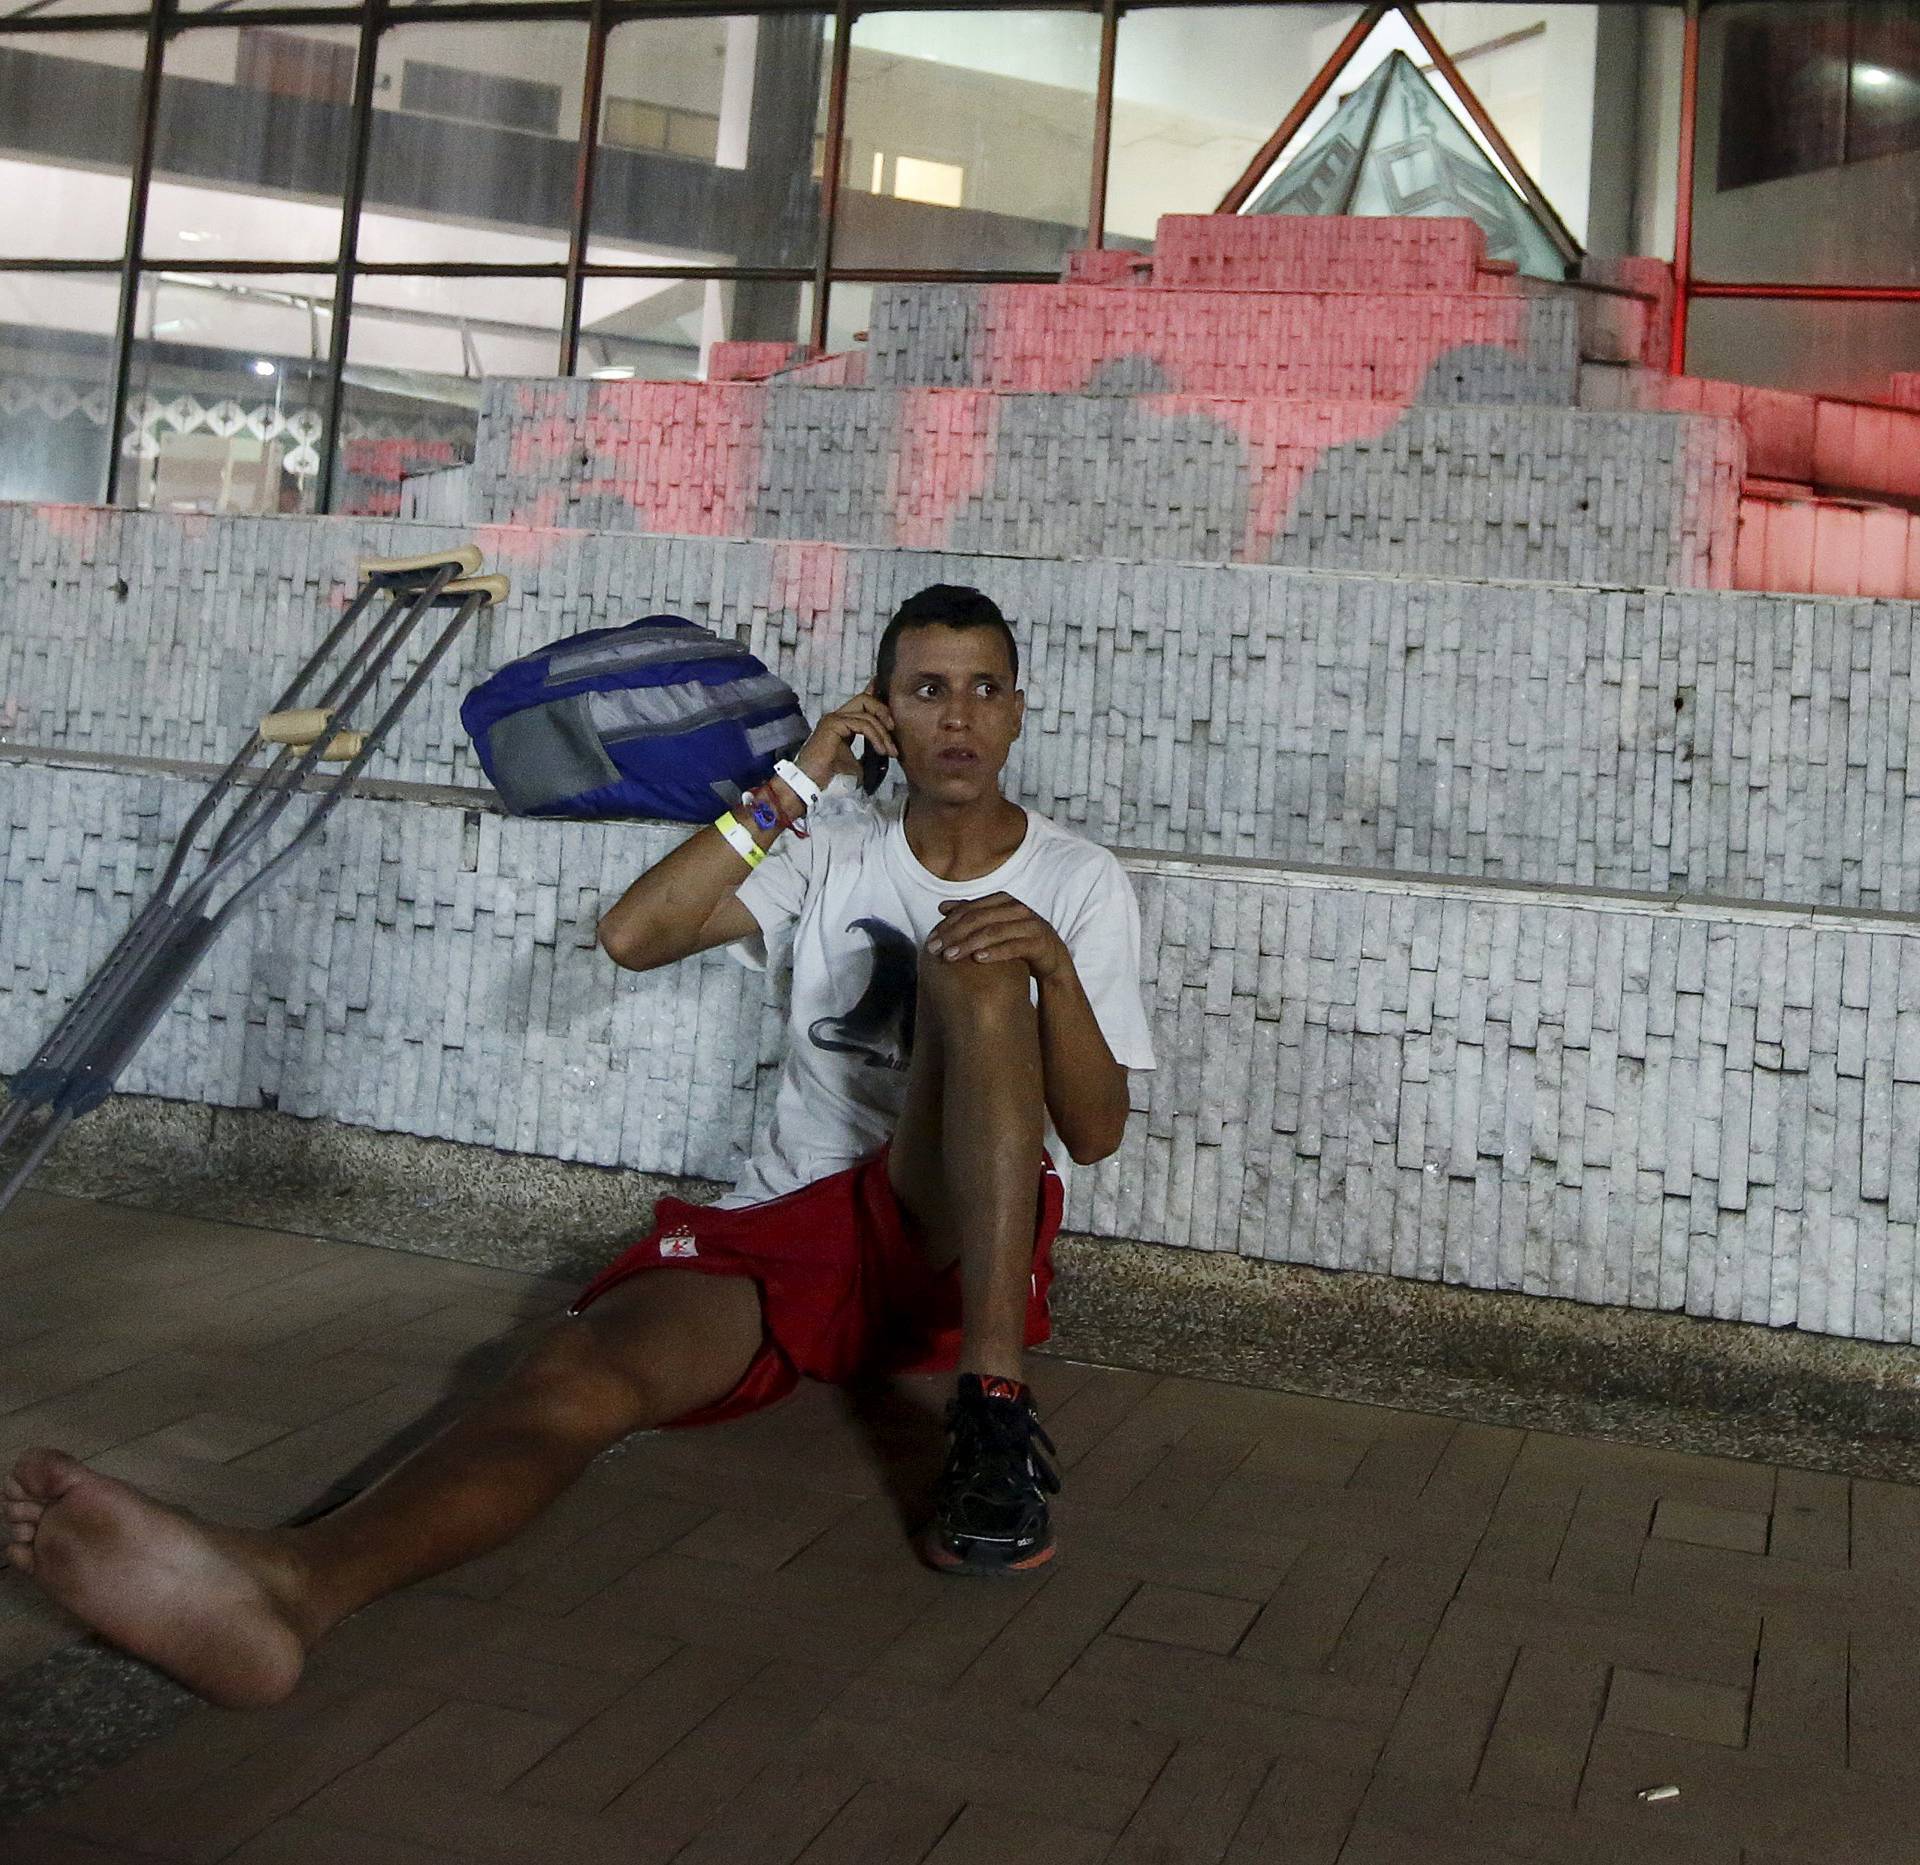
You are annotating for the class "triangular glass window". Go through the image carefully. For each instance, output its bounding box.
[1245,47,1570,280]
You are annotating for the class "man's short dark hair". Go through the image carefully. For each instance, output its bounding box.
[872,585,1019,700]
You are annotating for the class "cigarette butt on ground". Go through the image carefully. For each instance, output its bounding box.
[1637,1785,1681,1803]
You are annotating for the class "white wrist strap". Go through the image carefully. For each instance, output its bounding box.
[773,757,822,813]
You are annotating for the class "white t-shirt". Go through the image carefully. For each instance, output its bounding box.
[719,795,1157,1209]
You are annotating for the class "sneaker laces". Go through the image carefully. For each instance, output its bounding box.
[941,1381,1061,1512]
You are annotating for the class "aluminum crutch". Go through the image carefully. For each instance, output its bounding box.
[0,556,506,1219]
[1,547,480,1131]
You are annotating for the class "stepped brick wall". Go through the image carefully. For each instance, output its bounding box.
[470,380,1741,586]
[9,508,1920,913]
[9,754,1920,1341]
[11,215,1920,1340]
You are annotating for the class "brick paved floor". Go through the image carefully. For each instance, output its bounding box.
[3,1188,1918,1863]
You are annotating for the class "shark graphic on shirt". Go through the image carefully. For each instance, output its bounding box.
[808,916,919,1072]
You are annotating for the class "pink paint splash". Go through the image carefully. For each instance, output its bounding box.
[890,389,999,551]
[768,539,850,625]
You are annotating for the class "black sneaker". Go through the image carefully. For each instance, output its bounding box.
[920,1374,1060,1576]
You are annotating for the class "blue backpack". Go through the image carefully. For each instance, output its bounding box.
[460,615,809,821]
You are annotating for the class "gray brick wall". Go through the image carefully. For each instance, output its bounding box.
[7,755,1914,1343]
[465,379,1741,588]
[6,506,1916,911]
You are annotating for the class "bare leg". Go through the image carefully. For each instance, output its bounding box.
[889,950,1045,1382]
[4,1268,762,1709]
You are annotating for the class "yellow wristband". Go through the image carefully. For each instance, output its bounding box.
[714,810,764,869]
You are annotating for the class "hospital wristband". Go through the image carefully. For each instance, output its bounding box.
[773,758,822,814]
[713,810,765,870]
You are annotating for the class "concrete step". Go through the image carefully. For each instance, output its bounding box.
[8,751,1919,1344]
[862,281,1582,401]
[1584,365,1920,511]
[7,505,1920,913]
[469,377,1741,587]
[1142,213,1506,295]
[1738,483,1920,599]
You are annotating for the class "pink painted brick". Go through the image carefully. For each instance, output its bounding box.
[1741,388,1816,482]
[1858,505,1912,599]
[1735,499,1768,588]
[707,342,808,383]
[1812,400,1859,490]
[1765,499,1818,591]
[1149,214,1487,294]
[1062,248,1148,286]
[1812,501,1866,597]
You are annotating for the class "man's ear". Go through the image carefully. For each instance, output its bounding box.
[1012,689,1027,738]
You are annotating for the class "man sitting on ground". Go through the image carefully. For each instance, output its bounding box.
[4,584,1156,1709]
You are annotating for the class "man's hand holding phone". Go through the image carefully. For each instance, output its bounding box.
[788,688,897,803]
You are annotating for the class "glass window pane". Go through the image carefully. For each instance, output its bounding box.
[0,272,117,502]
[337,275,564,515]
[821,278,870,356]
[0,33,143,259]
[1688,296,1920,400]
[1850,2,1920,164]
[1422,5,1585,236]
[1698,0,1920,286]
[1106,6,1362,247]
[125,272,335,516]
[144,28,359,264]
[360,22,587,268]
[588,13,829,269]
[835,9,1099,271]
[576,275,812,381]
[1712,1,1848,191]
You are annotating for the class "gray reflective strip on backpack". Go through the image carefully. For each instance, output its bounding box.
[545,629,739,685]
[745,715,807,759]
[587,672,799,745]
[486,695,621,814]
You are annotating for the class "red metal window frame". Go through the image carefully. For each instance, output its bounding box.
[1670,0,1920,377]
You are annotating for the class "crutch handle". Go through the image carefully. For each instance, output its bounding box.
[260,708,331,744]
[359,546,484,582]
[434,575,510,606]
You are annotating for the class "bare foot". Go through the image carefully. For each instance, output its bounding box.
[5,1447,310,1709]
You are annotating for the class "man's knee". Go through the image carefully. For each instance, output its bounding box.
[919,948,1036,1029]
[507,1320,661,1442]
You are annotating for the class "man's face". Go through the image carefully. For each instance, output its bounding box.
[882,623,1025,804]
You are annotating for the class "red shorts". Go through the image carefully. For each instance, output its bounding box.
[570,1149,1064,1429]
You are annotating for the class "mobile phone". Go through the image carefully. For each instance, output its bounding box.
[852,733,888,796]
